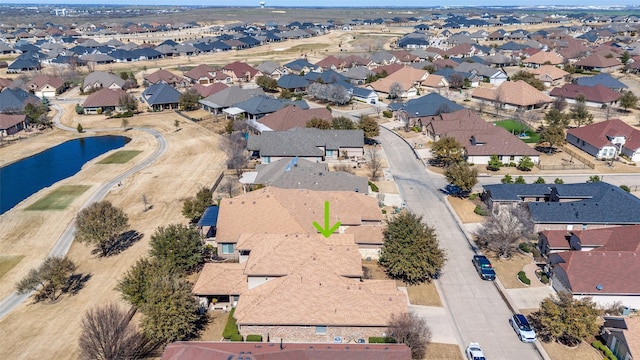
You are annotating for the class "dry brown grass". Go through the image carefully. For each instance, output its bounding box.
[362,260,388,280]
[489,252,533,289]
[198,311,230,341]
[404,282,442,307]
[540,340,603,360]
[447,196,486,223]
[425,342,464,360]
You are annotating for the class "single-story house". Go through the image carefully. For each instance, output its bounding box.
[422,109,540,165]
[247,127,364,164]
[530,65,569,88]
[481,182,640,232]
[25,75,66,98]
[82,88,128,114]
[0,114,28,136]
[566,119,640,161]
[249,105,332,133]
[550,84,620,108]
[368,66,428,98]
[82,71,125,93]
[574,53,622,73]
[198,86,264,115]
[471,80,553,110]
[600,316,640,360]
[538,224,640,257]
[142,82,181,111]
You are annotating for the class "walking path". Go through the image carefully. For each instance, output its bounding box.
[0,103,167,320]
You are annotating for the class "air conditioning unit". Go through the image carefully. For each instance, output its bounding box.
[333,337,342,343]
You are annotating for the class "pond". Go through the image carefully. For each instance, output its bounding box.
[0,135,130,214]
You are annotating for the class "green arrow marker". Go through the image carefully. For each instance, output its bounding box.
[313,201,341,238]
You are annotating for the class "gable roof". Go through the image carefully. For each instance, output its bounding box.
[82,88,127,107]
[276,73,310,89]
[192,263,247,296]
[183,64,215,81]
[252,157,369,193]
[567,119,640,151]
[223,61,260,78]
[199,86,264,109]
[484,182,640,225]
[191,82,228,98]
[83,71,125,89]
[0,88,40,112]
[256,105,331,131]
[550,84,620,103]
[575,53,621,68]
[393,92,464,117]
[472,80,552,106]
[216,187,381,245]
[0,114,26,130]
[522,51,564,65]
[247,127,363,156]
[553,250,640,294]
[233,95,307,117]
[26,75,64,90]
[575,73,628,89]
[369,66,428,93]
[530,65,569,81]
[144,69,181,84]
[142,82,181,106]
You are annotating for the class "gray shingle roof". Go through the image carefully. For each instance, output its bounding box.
[247,128,364,156]
[142,83,181,106]
[484,182,640,224]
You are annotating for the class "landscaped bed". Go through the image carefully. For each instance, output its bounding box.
[493,119,540,143]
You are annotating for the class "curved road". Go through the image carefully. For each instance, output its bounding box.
[0,104,167,319]
[378,127,543,360]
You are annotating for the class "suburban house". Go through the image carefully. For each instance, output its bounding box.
[368,66,429,98]
[230,95,308,120]
[255,61,286,79]
[600,316,640,360]
[521,51,565,67]
[574,53,622,73]
[199,86,264,115]
[566,119,640,161]
[393,92,464,128]
[547,249,640,309]
[550,84,620,108]
[481,182,640,232]
[454,62,508,85]
[421,109,540,165]
[0,87,41,113]
[530,65,569,88]
[82,71,125,93]
[141,82,181,111]
[276,74,311,93]
[248,105,332,133]
[471,80,553,110]
[247,128,364,164]
[575,73,628,91]
[239,157,369,194]
[214,187,384,259]
[144,69,187,88]
[192,82,228,98]
[183,64,221,85]
[161,342,412,359]
[0,114,28,136]
[25,75,66,98]
[82,88,128,114]
[538,225,640,257]
[192,232,407,343]
[222,61,262,83]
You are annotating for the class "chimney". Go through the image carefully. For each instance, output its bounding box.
[280,339,283,350]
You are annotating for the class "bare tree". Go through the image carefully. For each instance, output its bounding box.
[222,132,248,177]
[388,312,432,360]
[219,177,237,198]
[79,304,155,360]
[367,147,383,180]
[473,207,527,258]
[388,81,404,100]
[327,84,350,105]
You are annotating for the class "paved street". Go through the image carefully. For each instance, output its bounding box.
[378,127,543,360]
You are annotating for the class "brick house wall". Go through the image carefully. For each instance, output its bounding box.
[238,325,389,343]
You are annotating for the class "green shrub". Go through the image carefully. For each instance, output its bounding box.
[383,110,393,118]
[468,193,479,200]
[519,242,531,253]
[518,271,531,285]
[368,337,396,343]
[592,340,603,349]
[531,247,541,259]
[75,104,84,114]
[246,334,262,342]
[620,185,631,193]
[77,123,83,133]
[474,205,488,216]
[230,334,244,342]
[540,273,549,284]
[223,308,240,339]
[369,181,379,192]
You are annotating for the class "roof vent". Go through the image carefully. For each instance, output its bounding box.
[596,284,603,291]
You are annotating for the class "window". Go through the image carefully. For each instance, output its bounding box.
[221,243,235,255]
[315,326,327,335]
[510,155,515,161]
[582,224,588,230]
[326,150,334,156]
[263,156,271,164]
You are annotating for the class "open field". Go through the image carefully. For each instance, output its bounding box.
[25,185,91,211]
[0,255,24,281]
[97,150,143,164]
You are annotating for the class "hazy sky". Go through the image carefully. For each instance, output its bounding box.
[2,0,638,7]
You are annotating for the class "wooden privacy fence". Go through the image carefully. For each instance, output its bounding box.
[535,146,595,170]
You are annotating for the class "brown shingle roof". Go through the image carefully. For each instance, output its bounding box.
[234,262,407,326]
[471,80,552,107]
[192,263,247,296]
[192,82,228,98]
[555,251,640,294]
[183,64,215,81]
[257,106,331,131]
[0,114,26,130]
[216,187,382,245]
[575,53,621,68]
[26,75,64,90]
[522,51,564,65]
[144,69,181,84]
[161,342,412,360]
[369,67,428,93]
[539,230,572,250]
[530,64,569,81]
[550,84,620,103]
[566,119,640,151]
[82,88,127,107]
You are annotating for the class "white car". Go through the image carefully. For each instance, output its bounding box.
[466,342,486,360]
[510,314,537,343]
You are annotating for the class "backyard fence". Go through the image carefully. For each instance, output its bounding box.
[535,146,596,170]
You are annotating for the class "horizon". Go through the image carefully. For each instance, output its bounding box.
[0,1,639,9]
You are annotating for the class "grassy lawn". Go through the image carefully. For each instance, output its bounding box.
[488,252,532,289]
[0,255,24,281]
[425,343,464,360]
[25,185,91,211]
[198,310,229,341]
[404,282,442,307]
[97,150,142,164]
[540,340,603,360]
[494,119,540,143]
